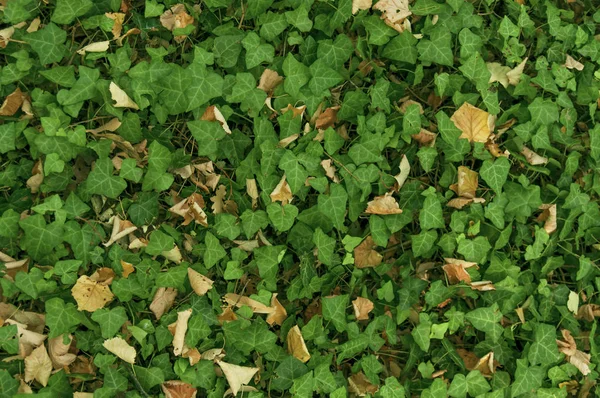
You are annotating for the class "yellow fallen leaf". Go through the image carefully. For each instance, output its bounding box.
[223,293,273,314]
[352,297,374,321]
[216,360,259,397]
[537,204,557,234]
[173,309,193,357]
[270,175,293,204]
[24,344,52,387]
[150,287,178,320]
[394,154,410,190]
[257,69,283,94]
[365,192,403,215]
[451,102,493,143]
[453,166,478,199]
[162,245,183,263]
[109,82,139,110]
[266,294,287,326]
[86,118,122,134]
[71,275,114,312]
[77,41,110,55]
[0,26,15,48]
[287,325,311,363]
[105,12,125,39]
[161,380,197,398]
[567,291,579,315]
[354,236,383,268]
[506,58,527,86]
[373,0,411,33]
[352,0,372,14]
[120,260,135,278]
[103,337,136,364]
[187,268,213,296]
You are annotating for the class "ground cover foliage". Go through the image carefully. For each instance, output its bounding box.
[0,0,599,396]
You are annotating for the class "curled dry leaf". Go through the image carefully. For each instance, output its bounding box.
[576,304,600,322]
[233,239,260,252]
[90,267,116,284]
[506,57,528,86]
[162,380,197,398]
[443,258,478,284]
[564,55,584,71]
[365,192,403,215]
[348,371,379,396]
[246,179,259,209]
[557,329,591,375]
[24,344,52,387]
[104,215,138,247]
[411,128,437,146]
[280,104,306,119]
[5,319,46,358]
[26,160,44,193]
[201,105,231,134]
[287,325,311,363]
[193,161,221,192]
[160,4,194,42]
[169,193,208,227]
[109,82,139,110]
[201,348,224,361]
[266,294,287,326]
[0,26,14,48]
[394,154,410,190]
[0,87,26,116]
[150,287,178,320]
[320,159,339,183]
[223,293,273,314]
[373,0,411,33]
[105,12,125,38]
[315,106,340,130]
[71,275,114,312]
[77,41,110,55]
[257,69,283,94]
[537,204,557,234]
[354,236,383,268]
[352,297,374,321]
[103,337,136,364]
[87,118,122,134]
[48,334,76,369]
[352,0,372,14]
[187,268,213,296]
[451,166,478,199]
[116,27,141,46]
[278,134,299,148]
[469,281,496,291]
[447,197,486,209]
[210,185,227,214]
[270,175,293,204]
[216,361,259,397]
[183,348,201,366]
[521,146,548,165]
[451,102,493,143]
[173,309,193,356]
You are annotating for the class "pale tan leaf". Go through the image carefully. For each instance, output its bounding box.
[266,294,287,326]
[210,185,227,214]
[246,179,259,209]
[352,297,374,321]
[5,319,46,358]
[576,304,600,322]
[348,371,379,396]
[77,41,110,55]
[109,82,139,110]
[48,334,76,369]
[443,258,478,284]
[564,55,584,71]
[270,175,293,204]
[567,291,579,315]
[393,154,410,190]
[201,105,231,134]
[557,329,591,375]
[182,348,201,366]
[71,276,114,312]
[18,377,33,394]
[187,268,213,296]
[73,393,94,398]
[353,0,372,14]
[169,193,208,227]
[24,344,52,386]
[398,98,423,114]
[26,160,44,194]
[150,287,178,320]
[365,192,403,215]
[104,216,138,247]
[201,348,224,361]
[87,118,122,134]
[257,69,283,94]
[90,267,116,284]
[506,58,527,86]
[103,337,136,364]
[232,239,260,252]
[469,281,496,291]
[160,4,194,42]
[173,309,192,356]
[320,159,339,183]
[216,361,259,397]
[0,26,15,48]
[161,380,197,398]
[537,204,557,234]
[287,325,311,363]
[279,134,299,148]
[27,18,41,33]
[105,12,125,38]
[280,104,306,119]
[451,102,492,143]
[116,28,142,46]
[0,87,25,116]
[354,236,383,268]
[373,0,411,33]
[454,166,478,199]
[521,146,547,165]
[411,129,437,146]
[162,245,183,263]
[486,62,510,88]
[447,197,486,209]
[223,294,273,314]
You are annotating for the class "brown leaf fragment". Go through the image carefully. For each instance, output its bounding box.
[223,294,273,314]
[87,118,122,134]
[447,197,486,209]
[216,361,259,397]
[373,0,411,33]
[103,336,136,364]
[354,236,383,268]
[557,329,591,375]
[564,55,584,71]
[576,304,600,322]
[537,204,557,234]
[173,309,193,356]
[24,344,52,386]
[0,26,15,48]
[506,58,527,86]
[320,159,339,183]
[210,185,227,214]
[393,154,410,190]
[160,4,194,42]
[348,372,379,396]
[71,276,114,312]
[120,260,135,278]
[521,146,548,165]
[270,175,293,204]
[451,102,493,143]
[182,348,201,366]
[48,334,76,369]
[26,160,44,193]
[352,297,374,321]
[187,268,213,296]
[442,258,478,284]
[169,193,208,227]
[104,215,138,247]
[217,306,238,324]
[201,105,231,134]
[353,0,372,14]
[105,12,125,39]
[162,380,197,398]
[246,179,259,209]
[150,287,178,320]
[266,294,287,326]
[365,192,403,215]
[469,281,496,291]
[257,69,283,94]
[411,128,437,146]
[109,82,139,110]
[77,41,110,55]
[453,166,478,199]
[0,87,25,116]
[315,106,340,130]
[287,325,310,363]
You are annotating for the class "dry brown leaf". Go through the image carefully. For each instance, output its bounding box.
[183,348,201,365]
[169,193,208,227]
[469,281,496,291]
[120,260,135,278]
[24,344,52,387]
[201,105,231,134]
[173,309,193,356]
[109,82,139,110]
[398,97,424,114]
[411,128,437,146]
[393,154,410,190]
[564,55,584,71]
[287,325,311,363]
[90,267,116,284]
[0,26,14,48]
[232,239,260,252]
[270,175,293,204]
[365,192,403,215]
[352,297,374,321]
[576,304,600,322]
[506,58,528,86]
[223,293,273,314]
[104,215,138,247]
[162,380,197,398]
[453,166,478,199]
[105,12,125,38]
[537,204,557,234]
[279,134,299,148]
[521,146,548,165]
[210,185,227,214]
[0,87,26,116]
[201,348,224,361]
[246,179,259,209]
[557,329,591,375]
[451,102,493,143]
[0,304,45,334]
[162,245,183,263]
[266,294,287,326]
[160,4,194,42]
[348,372,379,396]
[443,258,478,284]
[216,361,259,397]
[373,0,411,33]
[150,287,178,320]
[257,69,283,94]
[103,337,136,364]
[116,27,141,46]
[320,159,339,183]
[18,376,33,394]
[315,106,340,130]
[192,162,221,192]
[447,197,486,209]
[71,276,114,312]
[26,160,43,193]
[48,334,76,369]
[280,104,306,119]
[87,118,122,134]
[352,0,372,14]
[77,41,110,55]
[187,268,213,296]
[354,236,383,268]
[5,319,46,358]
